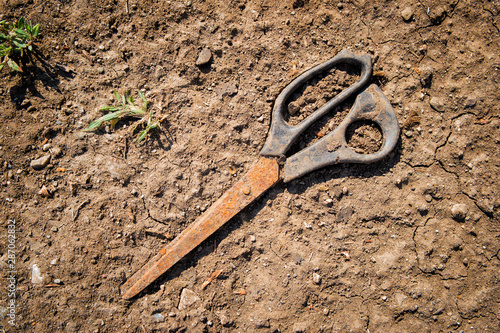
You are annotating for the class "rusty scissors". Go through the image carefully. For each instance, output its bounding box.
[122,49,400,299]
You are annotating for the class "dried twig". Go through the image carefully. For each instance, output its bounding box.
[73,199,90,221]
[201,269,223,290]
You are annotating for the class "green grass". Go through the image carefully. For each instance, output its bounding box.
[86,89,164,143]
[0,17,40,72]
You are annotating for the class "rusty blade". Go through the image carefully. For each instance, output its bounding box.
[121,157,280,299]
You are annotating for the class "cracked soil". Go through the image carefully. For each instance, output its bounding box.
[0,0,499,332]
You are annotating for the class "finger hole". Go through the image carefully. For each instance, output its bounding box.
[346,120,383,154]
[284,63,361,126]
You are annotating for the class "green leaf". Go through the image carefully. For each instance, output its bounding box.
[0,63,4,71]
[32,24,39,37]
[28,44,32,51]
[14,28,29,37]
[7,58,21,72]
[17,17,25,29]
[100,111,123,122]
[113,91,120,102]
[139,91,148,110]
[100,106,120,112]
[126,89,134,105]
[12,39,27,49]
[135,129,149,143]
[85,119,102,131]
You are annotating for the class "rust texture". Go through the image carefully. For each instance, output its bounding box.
[122,157,280,299]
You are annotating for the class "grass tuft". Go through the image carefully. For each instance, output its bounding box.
[86,90,165,143]
[0,17,40,72]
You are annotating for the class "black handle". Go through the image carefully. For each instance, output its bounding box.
[282,84,400,182]
[260,49,372,156]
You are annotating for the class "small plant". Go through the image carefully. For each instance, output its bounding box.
[0,17,40,72]
[86,90,164,143]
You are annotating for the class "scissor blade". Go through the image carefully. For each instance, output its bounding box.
[121,157,279,299]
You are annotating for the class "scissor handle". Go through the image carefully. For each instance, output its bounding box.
[282,84,400,182]
[260,49,372,156]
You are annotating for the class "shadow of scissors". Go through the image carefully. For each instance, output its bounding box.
[121,49,400,299]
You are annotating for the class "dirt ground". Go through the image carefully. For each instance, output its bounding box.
[1,0,499,332]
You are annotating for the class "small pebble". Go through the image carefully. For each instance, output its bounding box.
[288,101,300,115]
[342,186,348,195]
[429,96,445,112]
[51,226,58,232]
[381,296,388,301]
[31,264,43,284]
[220,314,233,327]
[465,97,476,107]
[50,258,59,265]
[451,203,468,221]
[42,143,51,152]
[30,155,51,170]
[38,185,51,197]
[50,147,62,158]
[419,66,433,87]
[249,235,256,242]
[152,313,165,323]
[401,7,413,21]
[54,279,61,285]
[312,273,322,284]
[196,47,212,66]
[178,288,200,310]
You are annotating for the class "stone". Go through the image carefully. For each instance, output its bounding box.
[288,101,300,115]
[451,203,468,221]
[178,288,200,310]
[312,273,321,284]
[30,155,51,170]
[336,206,353,223]
[465,97,477,108]
[293,322,309,332]
[429,97,445,112]
[218,83,238,97]
[195,47,212,66]
[429,6,447,23]
[54,278,62,284]
[220,314,233,327]
[152,313,165,323]
[253,317,270,328]
[31,264,44,284]
[38,185,51,197]
[50,147,62,158]
[401,7,413,21]
[419,66,433,87]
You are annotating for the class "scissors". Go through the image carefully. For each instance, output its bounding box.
[121,49,400,299]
